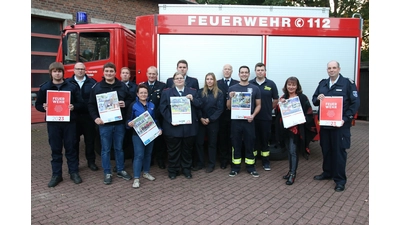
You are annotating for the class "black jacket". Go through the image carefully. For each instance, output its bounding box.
[166,75,199,90]
[87,78,134,125]
[35,80,84,122]
[275,93,317,159]
[159,87,201,137]
[140,80,167,120]
[66,75,97,114]
[217,78,239,120]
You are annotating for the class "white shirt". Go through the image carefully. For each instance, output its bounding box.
[74,76,86,88]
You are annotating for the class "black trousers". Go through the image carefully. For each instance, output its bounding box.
[195,121,219,169]
[218,116,232,165]
[319,127,349,185]
[75,114,96,164]
[48,122,79,176]
[164,135,195,175]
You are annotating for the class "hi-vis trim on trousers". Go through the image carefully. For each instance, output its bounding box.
[254,149,270,157]
[231,148,256,165]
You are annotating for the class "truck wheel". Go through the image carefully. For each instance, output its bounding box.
[269,142,288,161]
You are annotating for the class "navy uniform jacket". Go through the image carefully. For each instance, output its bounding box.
[196,88,224,123]
[166,75,199,90]
[66,74,97,114]
[125,81,138,99]
[312,74,360,129]
[87,78,134,125]
[217,78,239,120]
[159,87,202,137]
[249,78,279,121]
[140,80,167,120]
[228,83,261,114]
[35,80,84,122]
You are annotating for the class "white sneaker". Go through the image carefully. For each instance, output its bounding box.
[143,173,155,181]
[132,179,140,188]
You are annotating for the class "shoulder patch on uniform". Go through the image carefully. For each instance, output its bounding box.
[353,91,358,97]
[347,78,354,84]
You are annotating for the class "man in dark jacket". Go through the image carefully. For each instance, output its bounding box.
[216,64,239,169]
[312,60,360,192]
[35,62,85,187]
[66,62,99,171]
[87,62,134,185]
[166,59,199,90]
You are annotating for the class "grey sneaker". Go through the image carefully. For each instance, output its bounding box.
[250,171,260,178]
[104,174,112,185]
[263,163,271,171]
[117,170,132,180]
[143,173,155,181]
[132,179,140,188]
[229,171,238,177]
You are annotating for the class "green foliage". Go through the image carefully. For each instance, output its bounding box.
[195,0,369,62]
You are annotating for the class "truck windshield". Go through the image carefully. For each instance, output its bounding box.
[63,32,110,64]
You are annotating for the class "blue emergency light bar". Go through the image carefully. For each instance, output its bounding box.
[76,12,88,24]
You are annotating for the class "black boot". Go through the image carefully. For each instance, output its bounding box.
[286,174,296,185]
[283,171,290,179]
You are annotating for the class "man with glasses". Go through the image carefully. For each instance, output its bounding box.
[66,62,99,171]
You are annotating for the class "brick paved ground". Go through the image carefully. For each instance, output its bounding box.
[31,120,369,224]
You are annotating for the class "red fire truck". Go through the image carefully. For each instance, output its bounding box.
[57,4,363,159]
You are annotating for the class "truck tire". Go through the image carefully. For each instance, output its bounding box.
[269,142,288,161]
[94,126,133,160]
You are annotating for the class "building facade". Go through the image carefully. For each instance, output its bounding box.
[31,0,196,123]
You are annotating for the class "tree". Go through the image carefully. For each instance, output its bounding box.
[196,0,369,62]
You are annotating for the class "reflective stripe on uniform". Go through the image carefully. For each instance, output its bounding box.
[261,151,270,157]
[245,158,255,165]
[232,147,241,165]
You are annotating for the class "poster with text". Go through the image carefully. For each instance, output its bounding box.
[46,90,71,122]
[278,96,306,128]
[132,111,160,146]
[96,91,122,123]
[170,96,192,124]
[231,92,251,119]
[319,96,343,126]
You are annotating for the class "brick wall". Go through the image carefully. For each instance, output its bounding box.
[31,0,174,25]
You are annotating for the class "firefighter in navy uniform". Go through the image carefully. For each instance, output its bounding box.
[166,59,199,90]
[140,66,167,169]
[117,67,137,172]
[120,67,138,99]
[216,64,239,169]
[35,62,85,187]
[312,60,360,192]
[160,72,202,180]
[66,62,99,171]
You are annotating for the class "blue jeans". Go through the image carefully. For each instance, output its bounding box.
[98,123,125,174]
[132,135,154,178]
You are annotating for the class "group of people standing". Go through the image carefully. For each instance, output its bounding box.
[35,59,359,192]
